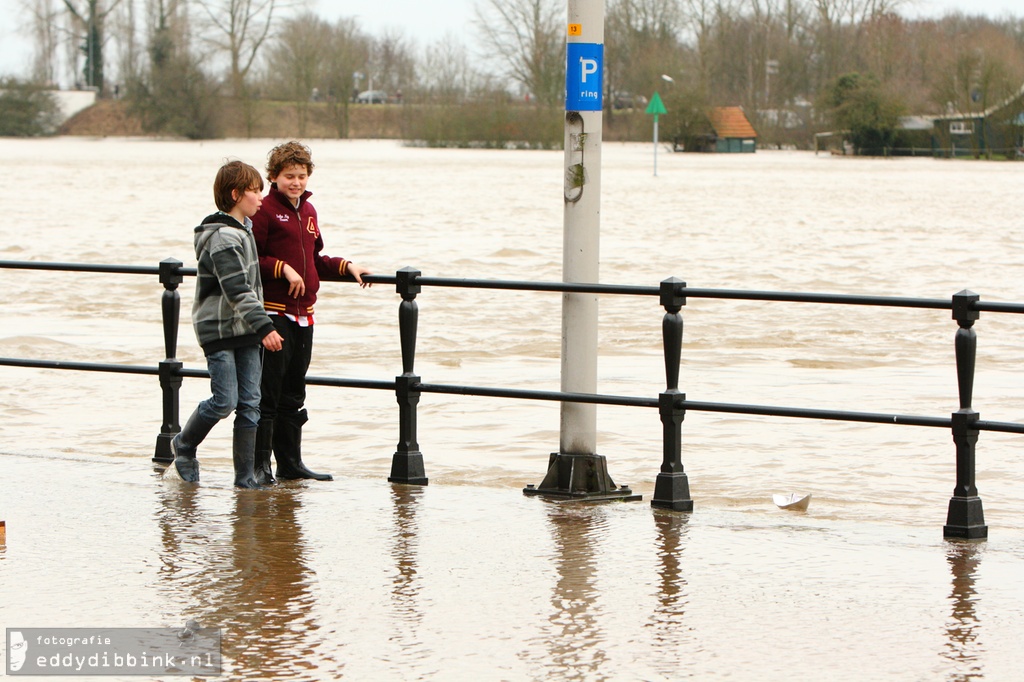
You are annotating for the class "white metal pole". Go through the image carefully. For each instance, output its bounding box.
[560,0,604,456]
[653,115,659,177]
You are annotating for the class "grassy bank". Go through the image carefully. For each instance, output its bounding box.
[58,98,652,144]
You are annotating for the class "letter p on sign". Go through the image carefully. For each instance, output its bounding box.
[580,58,598,82]
[565,43,603,111]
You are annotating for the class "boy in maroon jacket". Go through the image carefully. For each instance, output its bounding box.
[251,141,372,483]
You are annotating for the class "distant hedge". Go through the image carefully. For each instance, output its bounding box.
[0,79,61,137]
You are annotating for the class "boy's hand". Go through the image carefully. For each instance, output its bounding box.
[348,263,373,288]
[262,330,284,352]
[282,263,306,298]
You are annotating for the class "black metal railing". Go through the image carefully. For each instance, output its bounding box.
[3,258,1023,540]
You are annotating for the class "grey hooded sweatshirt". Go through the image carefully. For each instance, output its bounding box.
[191,212,276,355]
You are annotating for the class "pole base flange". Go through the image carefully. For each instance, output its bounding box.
[522,452,641,502]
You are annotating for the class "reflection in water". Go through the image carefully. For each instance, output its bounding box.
[388,485,425,657]
[539,505,610,677]
[647,510,690,649]
[155,483,205,584]
[154,484,322,679]
[943,541,985,680]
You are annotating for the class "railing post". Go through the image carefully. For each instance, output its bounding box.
[651,277,693,511]
[944,289,987,539]
[154,258,183,464]
[389,267,428,485]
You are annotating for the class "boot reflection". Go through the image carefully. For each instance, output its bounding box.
[155,484,204,582]
[223,490,316,676]
[155,486,317,678]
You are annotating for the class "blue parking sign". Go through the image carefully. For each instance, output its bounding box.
[565,43,603,111]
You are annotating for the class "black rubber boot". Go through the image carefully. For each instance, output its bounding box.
[253,420,277,486]
[232,427,264,489]
[172,410,218,483]
[274,409,333,481]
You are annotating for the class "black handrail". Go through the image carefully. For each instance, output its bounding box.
[7,261,1023,313]
[3,259,1022,539]
[4,358,1017,435]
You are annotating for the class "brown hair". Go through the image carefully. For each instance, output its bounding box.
[213,160,264,213]
[266,140,315,180]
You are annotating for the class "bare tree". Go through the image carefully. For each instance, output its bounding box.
[263,12,331,134]
[805,0,908,86]
[680,0,739,93]
[606,0,686,109]
[127,0,220,137]
[195,0,279,99]
[365,29,417,99]
[29,0,61,85]
[107,0,139,94]
[321,18,371,136]
[474,0,564,105]
[63,0,123,93]
[419,33,479,103]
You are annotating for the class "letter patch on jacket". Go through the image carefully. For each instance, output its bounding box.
[306,216,319,237]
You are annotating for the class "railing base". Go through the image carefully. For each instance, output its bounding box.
[944,496,987,539]
[153,433,174,464]
[388,451,428,486]
[522,453,641,502]
[650,472,694,512]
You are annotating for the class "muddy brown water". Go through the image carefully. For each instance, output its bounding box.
[1,139,1023,679]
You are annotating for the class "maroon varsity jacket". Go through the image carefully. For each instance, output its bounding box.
[251,185,350,319]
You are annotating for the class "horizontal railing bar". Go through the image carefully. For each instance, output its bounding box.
[373,274,951,308]
[306,375,396,391]
[972,420,1024,434]
[0,260,193,277]
[415,380,1024,433]
[376,275,955,309]
[6,262,1024,316]
[360,274,396,285]
[372,274,1024,314]
[681,287,950,309]
[4,357,1023,434]
[417,382,659,408]
[682,399,951,428]
[412,277,656,297]
[0,358,160,375]
[0,359,394,392]
[975,301,1024,314]
[681,402,1019,434]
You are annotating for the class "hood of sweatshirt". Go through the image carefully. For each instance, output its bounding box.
[194,212,248,257]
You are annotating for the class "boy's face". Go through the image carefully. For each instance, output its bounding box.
[270,164,310,204]
[233,187,263,219]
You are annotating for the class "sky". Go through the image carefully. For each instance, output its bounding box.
[1,0,1021,85]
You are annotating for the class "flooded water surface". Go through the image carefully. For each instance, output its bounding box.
[1,138,1023,680]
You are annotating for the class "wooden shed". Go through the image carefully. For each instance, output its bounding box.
[708,107,758,153]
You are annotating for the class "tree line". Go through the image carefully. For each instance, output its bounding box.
[4,0,1024,149]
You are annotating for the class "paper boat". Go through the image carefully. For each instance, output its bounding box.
[772,493,811,511]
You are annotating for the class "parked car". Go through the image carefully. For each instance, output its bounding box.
[612,92,648,110]
[356,90,388,104]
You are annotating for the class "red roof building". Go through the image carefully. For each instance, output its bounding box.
[707,107,758,153]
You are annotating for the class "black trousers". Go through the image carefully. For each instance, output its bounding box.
[259,315,314,428]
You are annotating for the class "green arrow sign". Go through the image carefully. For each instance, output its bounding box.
[645,91,667,116]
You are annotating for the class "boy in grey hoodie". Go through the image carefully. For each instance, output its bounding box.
[172,160,284,488]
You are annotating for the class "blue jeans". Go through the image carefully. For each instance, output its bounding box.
[196,345,263,429]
